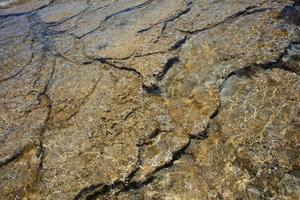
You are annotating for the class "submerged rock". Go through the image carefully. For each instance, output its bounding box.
[0,0,299,199]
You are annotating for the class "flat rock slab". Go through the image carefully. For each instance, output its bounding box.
[0,0,299,199]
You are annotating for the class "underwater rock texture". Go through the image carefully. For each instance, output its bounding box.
[0,0,299,199]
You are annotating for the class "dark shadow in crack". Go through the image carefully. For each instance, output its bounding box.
[280,0,300,26]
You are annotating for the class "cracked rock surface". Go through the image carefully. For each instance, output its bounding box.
[0,0,299,199]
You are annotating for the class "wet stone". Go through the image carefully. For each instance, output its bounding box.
[0,0,299,199]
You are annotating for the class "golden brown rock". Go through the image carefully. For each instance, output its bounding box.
[189,68,300,200]
[0,0,299,199]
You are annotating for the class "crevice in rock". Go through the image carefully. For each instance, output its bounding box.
[99,45,181,63]
[104,0,155,22]
[137,128,161,147]
[137,2,192,44]
[138,40,300,187]
[142,57,180,96]
[74,183,106,200]
[28,13,55,52]
[75,101,223,199]
[175,6,272,35]
[0,13,57,169]
[133,50,167,58]
[142,84,162,96]
[220,42,300,92]
[123,107,140,121]
[259,42,300,75]
[0,147,25,167]
[28,59,58,199]
[0,50,33,83]
[110,6,279,94]
[143,138,191,174]
[137,4,192,34]
[153,22,167,43]
[86,1,115,14]
[45,4,89,27]
[76,138,192,200]
[35,92,51,172]
[280,0,300,26]
[97,58,142,77]
[155,57,180,81]
[190,131,209,141]
[169,36,187,50]
[63,76,102,124]
[74,146,143,200]
[0,0,54,17]
[76,0,156,39]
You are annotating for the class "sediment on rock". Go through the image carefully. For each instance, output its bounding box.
[0,0,299,200]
